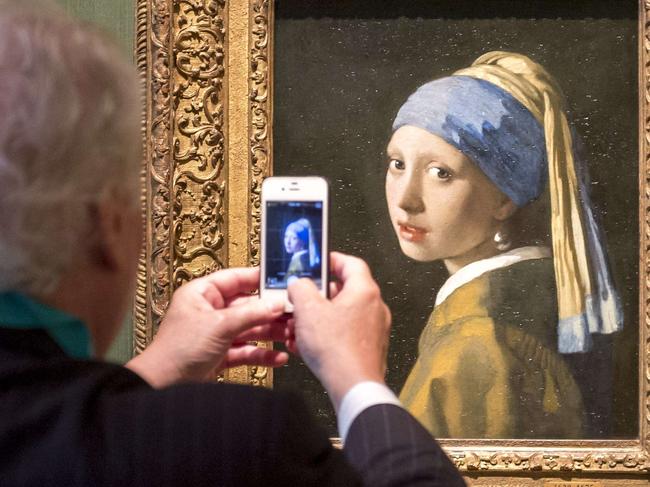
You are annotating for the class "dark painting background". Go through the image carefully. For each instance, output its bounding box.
[272,0,639,438]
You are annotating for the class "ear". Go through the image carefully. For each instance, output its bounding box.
[493,196,517,222]
[92,199,129,272]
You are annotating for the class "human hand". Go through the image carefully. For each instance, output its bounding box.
[126,267,288,388]
[287,252,391,411]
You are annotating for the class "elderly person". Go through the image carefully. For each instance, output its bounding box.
[0,2,464,486]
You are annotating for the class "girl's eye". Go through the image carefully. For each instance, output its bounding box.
[388,159,405,170]
[427,166,451,180]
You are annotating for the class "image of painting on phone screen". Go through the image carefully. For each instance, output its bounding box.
[265,201,323,289]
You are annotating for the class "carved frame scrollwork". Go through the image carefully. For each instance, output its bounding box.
[248,0,272,268]
[135,0,228,349]
[135,0,270,385]
[136,0,649,482]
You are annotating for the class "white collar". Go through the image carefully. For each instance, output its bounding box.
[435,246,551,306]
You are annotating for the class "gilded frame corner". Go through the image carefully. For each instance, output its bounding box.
[135,0,649,483]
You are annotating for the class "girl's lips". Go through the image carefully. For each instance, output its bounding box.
[398,223,427,243]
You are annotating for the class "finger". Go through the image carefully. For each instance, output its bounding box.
[217,298,285,338]
[283,319,296,353]
[284,338,299,356]
[287,278,324,313]
[328,280,342,299]
[285,318,295,337]
[192,267,261,307]
[226,295,289,319]
[232,321,290,343]
[329,252,374,285]
[226,294,258,308]
[221,345,289,369]
[328,253,379,305]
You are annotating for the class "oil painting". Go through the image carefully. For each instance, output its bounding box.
[272,0,639,441]
[135,0,650,480]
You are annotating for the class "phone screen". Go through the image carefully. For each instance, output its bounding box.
[264,200,324,289]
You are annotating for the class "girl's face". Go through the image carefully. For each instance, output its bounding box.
[385,125,514,271]
[284,229,305,254]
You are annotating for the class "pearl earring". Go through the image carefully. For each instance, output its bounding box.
[494,230,511,251]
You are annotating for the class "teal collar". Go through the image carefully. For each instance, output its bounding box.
[0,292,93,359]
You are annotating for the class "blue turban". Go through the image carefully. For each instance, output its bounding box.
[392,76,547,207]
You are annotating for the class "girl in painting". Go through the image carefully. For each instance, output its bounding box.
[284,218,320,284]
[388,51,623,439]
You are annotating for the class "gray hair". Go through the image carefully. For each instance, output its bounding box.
[0,0,141,294]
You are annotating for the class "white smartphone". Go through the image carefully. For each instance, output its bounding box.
[260,176,329,312]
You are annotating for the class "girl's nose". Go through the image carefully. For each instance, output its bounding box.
[396,173,425,214]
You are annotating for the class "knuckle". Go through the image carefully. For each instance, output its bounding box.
[353,255,371,272]
[383,304,392,326]
[173,285,188,298]
[362,282,381,301]
[212,312,226,329]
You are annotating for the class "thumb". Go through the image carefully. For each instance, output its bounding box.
[288,278,324,312]
[218,299,285,338]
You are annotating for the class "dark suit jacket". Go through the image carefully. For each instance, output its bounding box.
[0,329,465,486]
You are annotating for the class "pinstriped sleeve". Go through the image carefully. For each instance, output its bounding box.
[344,404,466,487]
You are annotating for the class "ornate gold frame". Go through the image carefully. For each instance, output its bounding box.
[134,0,272,385]
[135,0,649,484]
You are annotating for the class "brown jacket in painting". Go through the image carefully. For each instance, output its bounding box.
[399,258,611,439]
